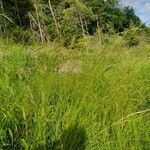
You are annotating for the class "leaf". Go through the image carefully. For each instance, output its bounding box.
[0,13,14,24]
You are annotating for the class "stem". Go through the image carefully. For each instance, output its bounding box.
[79,12,85,36]
[34,4,44,43]
[14,0,22,26]
[48,0,60,35]
[0,0,6,34]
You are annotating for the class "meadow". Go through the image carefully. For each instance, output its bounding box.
[0,36,150,150]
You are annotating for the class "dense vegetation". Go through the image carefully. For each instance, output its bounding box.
[0,0,148,44]
[0,0,150,150]
[0,37,150,149]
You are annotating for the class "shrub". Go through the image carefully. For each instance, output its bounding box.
[123,26,141,47]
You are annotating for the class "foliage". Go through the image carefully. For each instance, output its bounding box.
[122,26,150,47]
[0,0,145,44]
[0,38,150,149]
[0,1,150,149]
[123,27,141,46]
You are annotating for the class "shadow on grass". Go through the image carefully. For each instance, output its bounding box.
[2,110,87,150]
[52,125,87,150]
[37,124,87,150]
[2,109,26,150]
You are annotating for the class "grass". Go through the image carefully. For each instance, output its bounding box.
[0,37,150,150]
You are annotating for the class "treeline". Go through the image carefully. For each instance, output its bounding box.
[0,0,149,44]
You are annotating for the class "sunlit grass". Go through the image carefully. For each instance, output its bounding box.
[0,38,150,149]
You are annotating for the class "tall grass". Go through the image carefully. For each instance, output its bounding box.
[0,37,150,150]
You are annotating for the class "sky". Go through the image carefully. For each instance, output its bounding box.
[120,0,150,25]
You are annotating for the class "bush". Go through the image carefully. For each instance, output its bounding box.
[123,27,141,47]
[7,27,38,44]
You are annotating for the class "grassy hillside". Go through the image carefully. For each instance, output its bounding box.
[0,37,150,149]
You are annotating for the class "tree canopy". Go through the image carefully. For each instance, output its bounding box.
[0,0,146,43]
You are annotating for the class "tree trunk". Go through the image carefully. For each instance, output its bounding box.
[78,12,85,36]
[14,0,22,26]
[96,15,101,44]
[48,0,60,35]
[0,0,6,34]
[34,4,45,43]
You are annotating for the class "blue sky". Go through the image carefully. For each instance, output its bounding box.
[120,0,150,25]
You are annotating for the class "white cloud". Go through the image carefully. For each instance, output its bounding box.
[144,3,150,11]
[120,0,150,24]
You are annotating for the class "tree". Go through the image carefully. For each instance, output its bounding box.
[123,6,141,28]
[0,0,145,44]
